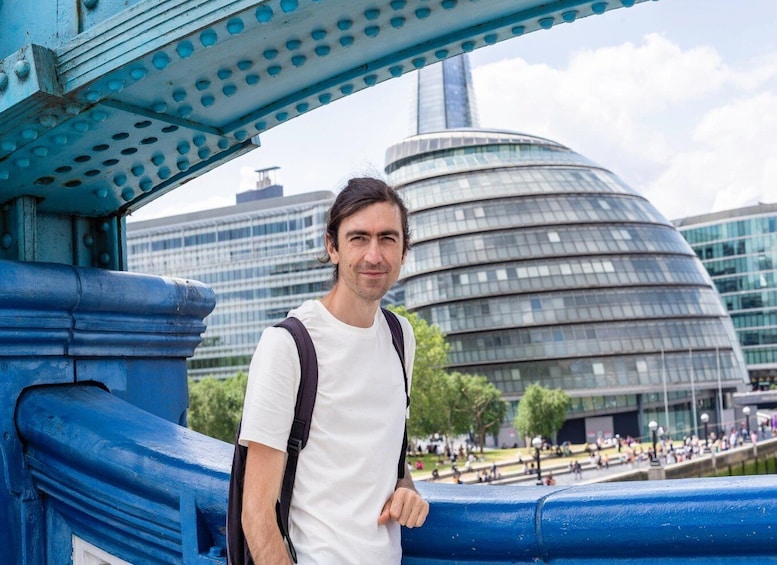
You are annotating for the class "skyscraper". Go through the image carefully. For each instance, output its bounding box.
[387,55,749,444]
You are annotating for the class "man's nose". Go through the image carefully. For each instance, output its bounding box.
[364,239,382,263]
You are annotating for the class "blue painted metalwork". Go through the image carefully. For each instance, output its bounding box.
[0,259,215,561]
[16,383,777,563]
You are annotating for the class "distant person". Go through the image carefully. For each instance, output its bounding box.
[545,472,556,486]
[239,178,429,563]
[573,460,582,480]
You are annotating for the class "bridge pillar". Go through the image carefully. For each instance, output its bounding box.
[0,259,214,563]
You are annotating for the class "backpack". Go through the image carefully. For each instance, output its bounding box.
[226,308,408,564]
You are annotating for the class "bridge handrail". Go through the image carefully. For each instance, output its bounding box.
[16,383,777,564]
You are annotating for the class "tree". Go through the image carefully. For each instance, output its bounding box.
[187,371,247,442]
[388,306,464,441]
[514,383,570,442]
[455,373,508,453]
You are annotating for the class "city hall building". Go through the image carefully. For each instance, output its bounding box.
[387,55,749,444]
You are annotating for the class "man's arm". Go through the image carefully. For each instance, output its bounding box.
[242,441,293,564]
[377,470,429,528]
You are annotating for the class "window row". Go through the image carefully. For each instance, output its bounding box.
[680,215,777,246]
[445,318,735,366]
[387,144,596,185]
[699,252,777,277]
[385,130,554,167]
[403,255,710,308]
[730,308,777,329]
[170,259,329,286]
[404,224,690,276]
[744,347,777,367]
[415,286,726,333]
[128,209,325,256]
[714,271,777,295]
[456,348,744,395]
[410,194,668,244]
[397,167,637,212]
[689,233,777,261]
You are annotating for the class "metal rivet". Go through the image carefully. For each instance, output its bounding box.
[0,72,8,92]
[14,60,31,79]
[83,0,98,9]
[1,233,14,249]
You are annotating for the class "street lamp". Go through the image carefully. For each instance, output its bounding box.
[743,406,751,441]
[532,436,543,485]
[700,413,709,452]
[648,420,659,466]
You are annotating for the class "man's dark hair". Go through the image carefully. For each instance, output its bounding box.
[321,177,411,283]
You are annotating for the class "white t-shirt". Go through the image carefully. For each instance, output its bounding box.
[240,300,415,564]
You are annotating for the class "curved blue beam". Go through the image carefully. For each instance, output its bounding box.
[15,384,777,564]
[16,385,232,564]
[0,0,654,219]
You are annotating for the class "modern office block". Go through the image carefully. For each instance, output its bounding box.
[127,182,334,379]
[675,203,777,391]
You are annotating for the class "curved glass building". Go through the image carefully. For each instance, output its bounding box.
[676,203,777,391]
[385,127,749,443]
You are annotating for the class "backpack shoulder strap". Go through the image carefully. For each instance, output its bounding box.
[274,316,317,564]
[381,308,410,479]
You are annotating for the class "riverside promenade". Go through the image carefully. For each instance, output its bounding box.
[416,437,777,486]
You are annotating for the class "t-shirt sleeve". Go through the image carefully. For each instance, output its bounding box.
[239,325,301,452]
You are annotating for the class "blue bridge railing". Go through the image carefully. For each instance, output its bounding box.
[15,382,777,564]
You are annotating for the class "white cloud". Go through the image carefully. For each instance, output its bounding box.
[472,33,777,220]
[646,92,777,219]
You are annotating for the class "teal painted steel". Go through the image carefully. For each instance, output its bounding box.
[1,0,653,267]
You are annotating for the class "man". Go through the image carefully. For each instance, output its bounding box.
[239,177,429,564]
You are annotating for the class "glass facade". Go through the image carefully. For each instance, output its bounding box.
[412,54,478,134]
[676,203,777,389]
[386,128,750,443]
[127,190,334,378]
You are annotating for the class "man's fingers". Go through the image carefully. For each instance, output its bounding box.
[382,489,429,527]
[377,498,392,525]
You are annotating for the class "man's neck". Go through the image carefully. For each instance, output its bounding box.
[320,286,379,328]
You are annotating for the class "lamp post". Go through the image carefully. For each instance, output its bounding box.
[532,436,543,485]
[700,413,709,452]
[743,406,751,441]
[649,420,659,466]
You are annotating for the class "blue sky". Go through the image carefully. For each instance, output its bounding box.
[130,0,777,223]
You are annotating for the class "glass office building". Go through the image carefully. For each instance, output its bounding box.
[676,203,777,390]
[412,54,478,134]
[386,124,749,443]
[127,180,334,378]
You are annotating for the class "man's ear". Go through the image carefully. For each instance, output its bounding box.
[325,233,339,264]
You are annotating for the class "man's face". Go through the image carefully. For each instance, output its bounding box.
[326,201,406,304]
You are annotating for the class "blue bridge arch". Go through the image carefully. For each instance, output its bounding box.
[3,1,777,563]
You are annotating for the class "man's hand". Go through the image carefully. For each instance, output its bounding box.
[377,480,429,528]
